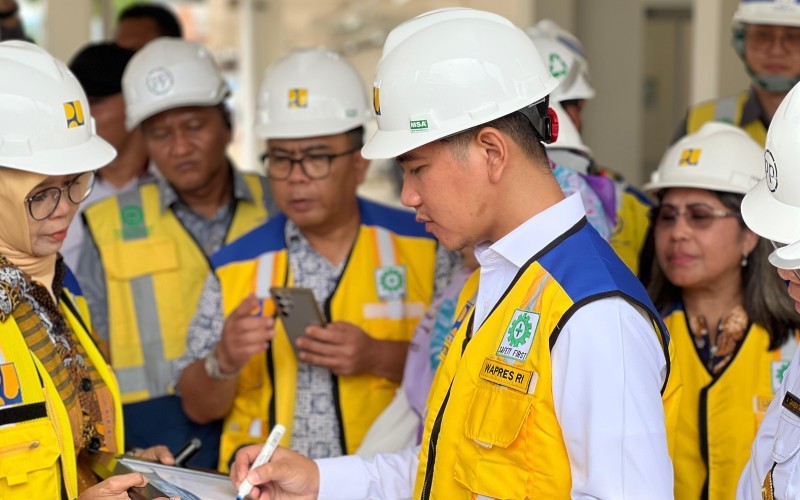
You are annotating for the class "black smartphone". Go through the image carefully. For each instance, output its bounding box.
[270,286,327,356]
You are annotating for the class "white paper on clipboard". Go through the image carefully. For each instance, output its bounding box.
[118,457,237,500]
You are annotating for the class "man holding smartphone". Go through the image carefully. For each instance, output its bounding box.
[175,47,452,471]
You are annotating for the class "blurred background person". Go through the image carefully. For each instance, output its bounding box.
[77,38,273,469]
[63,41,151,270]
[676,0,800,145]
[0,0,31,42]
[641,122,800,500]
[114,1,182,51]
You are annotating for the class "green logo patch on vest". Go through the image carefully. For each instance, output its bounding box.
[497,309,538,362]
[375,265,407,301]
[119,205,148,239]
[772,360,791,394]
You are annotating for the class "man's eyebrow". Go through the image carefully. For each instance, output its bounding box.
[397,151,423,164]
[270,144,334,155]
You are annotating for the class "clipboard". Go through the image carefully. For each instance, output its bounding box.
[85,451,237,499]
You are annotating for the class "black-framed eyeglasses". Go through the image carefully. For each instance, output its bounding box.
[261,146,359,180]
[651,203,739,230]
[25,171,95,221]
[745,25,800,52]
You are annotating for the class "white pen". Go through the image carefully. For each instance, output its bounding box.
[236,424,286,500]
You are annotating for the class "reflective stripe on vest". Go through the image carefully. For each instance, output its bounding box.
[112,188,172,399]
[713,94,740,124]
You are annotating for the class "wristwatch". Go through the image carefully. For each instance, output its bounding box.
[204,350,239,380]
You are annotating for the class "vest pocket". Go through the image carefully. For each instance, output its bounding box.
[0,417,61,497]
[454,385,532,499]
[769,404,800,498]
[102,238,180,279]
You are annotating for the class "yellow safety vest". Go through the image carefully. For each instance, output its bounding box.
[83,174,270,403]
[414,219,674,499]
[609,184,652,275]
[666,307,794,500]
[0,277,123,499]
[685,90,768,146]
[212,200,438,471]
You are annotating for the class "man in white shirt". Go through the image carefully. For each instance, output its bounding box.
[230,8,677,499]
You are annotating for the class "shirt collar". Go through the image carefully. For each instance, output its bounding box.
[475,193,586,269]
[157,161,254,213]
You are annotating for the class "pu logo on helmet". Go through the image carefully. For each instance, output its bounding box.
[146,68,175,96]
[63,101,85,128]
[765,149,779,193]
[288,88,308,108]
[679,148,701,167]
[373,86,381,116]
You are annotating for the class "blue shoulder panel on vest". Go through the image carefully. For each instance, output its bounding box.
[210,213,288,269]
[624,184,654,207]
[538,223,657,313]
[63,266,83,297]
[358,198,433,239]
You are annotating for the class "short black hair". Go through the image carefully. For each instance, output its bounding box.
[439,110,549,166]
[118,3,182,38]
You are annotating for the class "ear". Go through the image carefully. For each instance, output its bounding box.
[473,127,509,184]
[741,228,760,257]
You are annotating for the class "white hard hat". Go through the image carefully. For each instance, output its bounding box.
[256,48,370,140]
[122,38,229,130]
[546,101,591,155]
[0,41,115,175]
[644,122,763,195]
[527,22,595,102]
[362,8,559,160]
[742,81,800,244]
[733,0,800,27]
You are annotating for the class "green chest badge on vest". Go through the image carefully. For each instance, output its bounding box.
[772,360,791,394]
[375,265,407,301]
[497,308,539,362]
[119,205,148,239]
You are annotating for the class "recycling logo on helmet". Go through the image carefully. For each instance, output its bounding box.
[497,309,540,362]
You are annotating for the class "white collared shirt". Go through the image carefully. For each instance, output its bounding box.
[316,194,672,499]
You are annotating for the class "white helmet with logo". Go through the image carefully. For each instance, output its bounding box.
[742,81,800,246]
[644,122,762,195]
[122,38,229,130]
[0,41,115,175]
[733,0,800,27]
[256,48,370,140]
[527,21,595,102]
[362,8,559,160]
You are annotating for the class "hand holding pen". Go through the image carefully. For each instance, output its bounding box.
[230,425,321,500]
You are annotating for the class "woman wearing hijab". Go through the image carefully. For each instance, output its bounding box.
[0,41,172,498]
[640,122,800,500]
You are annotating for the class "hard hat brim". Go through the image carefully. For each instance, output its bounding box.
[643,176,752,195]
[742,177,800,244]
[256,116,369,140]
[769,240,800,269]
[0,135,116,176]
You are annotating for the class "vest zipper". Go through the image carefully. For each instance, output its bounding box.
[420,386,452,500]
[0,440,40,457]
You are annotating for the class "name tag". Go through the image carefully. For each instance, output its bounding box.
[479,357,533,393]
[782,391,800,419]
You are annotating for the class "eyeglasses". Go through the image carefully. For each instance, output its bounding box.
[745,26,800,52]
[651,203,739,230]
[25,171,95,221]
[262,146,359,180]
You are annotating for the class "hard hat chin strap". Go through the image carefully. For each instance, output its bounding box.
[518,97,557,144]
